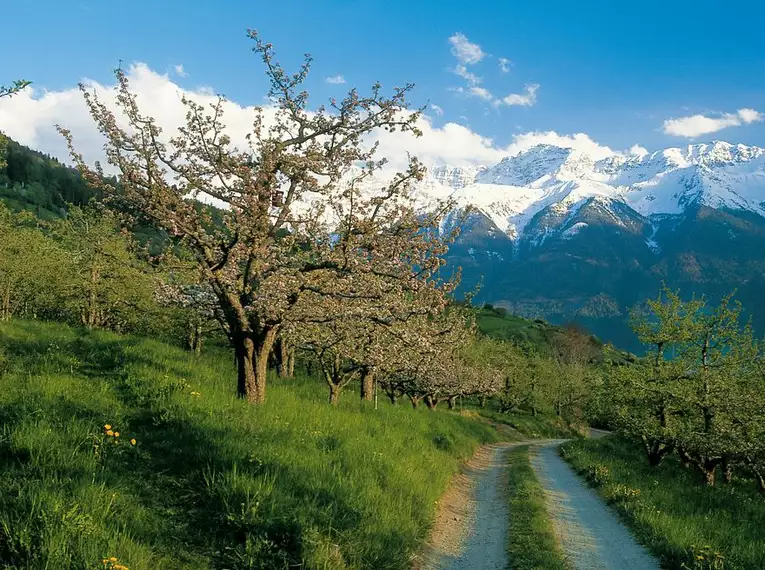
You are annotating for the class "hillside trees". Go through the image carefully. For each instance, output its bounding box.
[62,30,456,404]
[0,79,32,171]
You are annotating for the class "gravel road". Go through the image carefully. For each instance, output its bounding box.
[417,436,661,570]
[530,442,661,570]
[415,443,515,570]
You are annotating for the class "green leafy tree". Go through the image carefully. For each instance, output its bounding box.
[0,205,63,320]
[50,206,159,332]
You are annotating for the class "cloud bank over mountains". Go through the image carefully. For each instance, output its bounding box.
[0,62,631,176]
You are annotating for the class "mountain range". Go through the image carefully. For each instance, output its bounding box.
[413,141,765,351]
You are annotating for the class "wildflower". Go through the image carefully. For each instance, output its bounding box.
[114,432,120,437]
[130,438,137,446]
[110,558,117,563]
[104,424,112,430]
[106,430,114,436]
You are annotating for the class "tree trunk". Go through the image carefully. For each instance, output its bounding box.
[252,327,277,404]
[387,389,398,405]
[235,333,258,401]
[409,394,421,409]
[287,351,295,377]
[278,339,290,377]
[678,446,692,469]
[642,437,673,467]
[692,456,722,487]
[86,264,100,328]
[480,395,487,408]
[329,383,341,406]
[723,460,733,484]
[424,394,439,410]
[447,396,457,410]
[703,465,717,487]
[1,284,10,321]
[751,465,765,494]
[187,319,203,354]
[234,326,277,404]
[360,368,375,401]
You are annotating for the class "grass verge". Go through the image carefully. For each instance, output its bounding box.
[0,319,500,570]
[505,446,570,570]
[560,437,765,570]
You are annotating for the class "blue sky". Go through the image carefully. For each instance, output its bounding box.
[3,0,765,154]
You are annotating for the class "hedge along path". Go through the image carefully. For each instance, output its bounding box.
[530,441,661,570]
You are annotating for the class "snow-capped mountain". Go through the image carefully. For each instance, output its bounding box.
[417,141,765,352]
[415,141,765,243]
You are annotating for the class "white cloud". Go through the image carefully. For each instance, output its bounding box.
[498,84,539,107]
[629,144,649,157]
[737,108,763,123]
[469,86,494,101]
[325,74,347,85]
[0,61,619,182]
[498,57,512,73]
[448,32,486,65]
[430,103,444,116]
[0,63,265,175]
[454,64,481,86]
[173,64,188,78]
[502,131,617,161]
[662,108,764,138]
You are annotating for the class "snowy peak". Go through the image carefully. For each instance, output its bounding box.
[418,140,765,244]
[477,144,577,186]
[428,164,486,189]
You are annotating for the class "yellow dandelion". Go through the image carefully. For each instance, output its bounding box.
[106,430,114,436]
[109,557,118,562]
[114,432,120,437]
[130,438,137,446]
[104,424,112,430]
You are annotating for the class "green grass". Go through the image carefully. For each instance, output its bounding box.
[560,437,765,570]
[475,308,557,349]
[0,319,500,570]
[505,446,569,570]
[477,408,584,440]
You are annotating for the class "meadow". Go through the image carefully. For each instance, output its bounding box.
[0,319,500,570]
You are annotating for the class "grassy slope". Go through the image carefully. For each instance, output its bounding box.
[505,446,569,570]
[0,320,500,570]
[475,306,635,365]
[560,437,765,570]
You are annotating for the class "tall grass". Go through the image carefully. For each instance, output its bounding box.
[560,437,765,570]
[0,319,499,570]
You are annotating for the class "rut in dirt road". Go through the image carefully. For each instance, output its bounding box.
[531,442,661,570]
[418,443,512,570]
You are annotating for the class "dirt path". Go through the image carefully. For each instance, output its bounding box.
[414,439,562,570]
[530,442,661,570]
[413,442,514,570]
